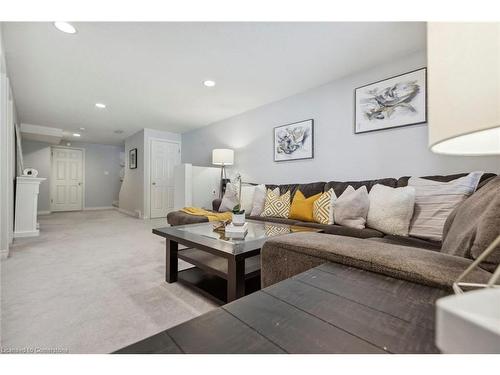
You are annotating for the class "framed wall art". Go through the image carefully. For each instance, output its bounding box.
[354,68,427,134]
[129,148,137,169]
[273,119,314,162]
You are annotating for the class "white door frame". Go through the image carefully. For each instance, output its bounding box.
[146,137,181,219]
[50,146,86,211]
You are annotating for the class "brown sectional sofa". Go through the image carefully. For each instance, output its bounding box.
[167,172,499,290]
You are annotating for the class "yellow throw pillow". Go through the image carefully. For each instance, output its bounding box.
[313,188,336,224]
[289,190,322,222]
[261,189,291,218]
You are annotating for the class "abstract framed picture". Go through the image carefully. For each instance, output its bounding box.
[274,119,314,162]
[354,68,427,134]
[129,148,137,169]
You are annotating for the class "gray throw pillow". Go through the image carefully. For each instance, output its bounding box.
[218,183,239,212]
[333,185,369,229]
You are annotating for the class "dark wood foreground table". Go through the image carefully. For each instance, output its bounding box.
[115,262,449,354]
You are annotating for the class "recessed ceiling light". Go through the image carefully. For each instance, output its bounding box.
[54,22,77,34]
[203,80,216,87]
[79,127,86,130]
[72,133,81,137]
[95,103,106,109]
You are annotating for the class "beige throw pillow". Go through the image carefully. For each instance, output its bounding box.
[333,186,369,229]
[367,184,416,236]
[313,188,337,224]
[239,185,256,213]
[261,189,291,218]
[408,171,483,241]
[250,185,272,216]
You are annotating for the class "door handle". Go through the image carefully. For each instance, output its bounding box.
[78,182,82,186]
[152,182,156,185]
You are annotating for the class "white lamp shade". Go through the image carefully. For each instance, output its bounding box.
[212,149,234,165]
[428,22,500,155]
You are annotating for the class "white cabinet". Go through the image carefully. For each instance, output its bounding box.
[14,177,46,238]
[173,164,220,210]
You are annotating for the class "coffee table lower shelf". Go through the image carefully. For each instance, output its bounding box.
[178,248,261,305]
[178,267,261,305]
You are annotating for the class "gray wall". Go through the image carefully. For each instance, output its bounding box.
[22,140,124,212]
[118,129,145,217]
[182,51,500,184]
[118,128,181,218]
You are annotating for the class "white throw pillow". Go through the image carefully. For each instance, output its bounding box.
[367,184,416,236]
[239,185,256,213]
[250,185,275,216]
[218,183,239,212]
[408,171,483,241]
[333,186,370,229]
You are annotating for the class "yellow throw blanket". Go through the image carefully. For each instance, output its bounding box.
[181,207,232,222]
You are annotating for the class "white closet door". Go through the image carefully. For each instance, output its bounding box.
[51,148,83,211]
[150,140,180,218]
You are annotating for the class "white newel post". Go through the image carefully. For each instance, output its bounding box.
[14,177,46,238]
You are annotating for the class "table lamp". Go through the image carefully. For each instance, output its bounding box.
[212,149,234,198]
[428,22,500,353]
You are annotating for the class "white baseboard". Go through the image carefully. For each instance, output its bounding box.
[83,206,115,211]
[14,229,40,238]
[38,210,52,215]
[117,207,140,218]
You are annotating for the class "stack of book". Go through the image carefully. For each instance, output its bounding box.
[225,222,248,239]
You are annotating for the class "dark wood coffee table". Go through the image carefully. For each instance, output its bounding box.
[152,220,322,303]
[115,262,449,354]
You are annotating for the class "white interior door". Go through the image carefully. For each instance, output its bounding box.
[51,147,84,211]
[150,140,180,218]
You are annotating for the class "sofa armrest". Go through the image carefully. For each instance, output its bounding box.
[261,232,492,289]
[212,198,222,212]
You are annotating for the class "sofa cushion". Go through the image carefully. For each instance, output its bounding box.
[167,211,209,226]
[295,222,384,238]
[442,176,500,272]
[266,182,325,199]
[370,235,441,252]
[397,172,496,187]
[265,183,298,198]
[324,177,397,197]
[247,216,302,225]
[261,232,492,290]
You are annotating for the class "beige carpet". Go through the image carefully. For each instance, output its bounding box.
[0,210,217,353]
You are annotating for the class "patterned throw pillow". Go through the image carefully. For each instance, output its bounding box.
[261,189,291,218]
[313,188,337,224]
[289,190,322,222]
[218,183,239,212]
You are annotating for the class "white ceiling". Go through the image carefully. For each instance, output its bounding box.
[3,22,426,145]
